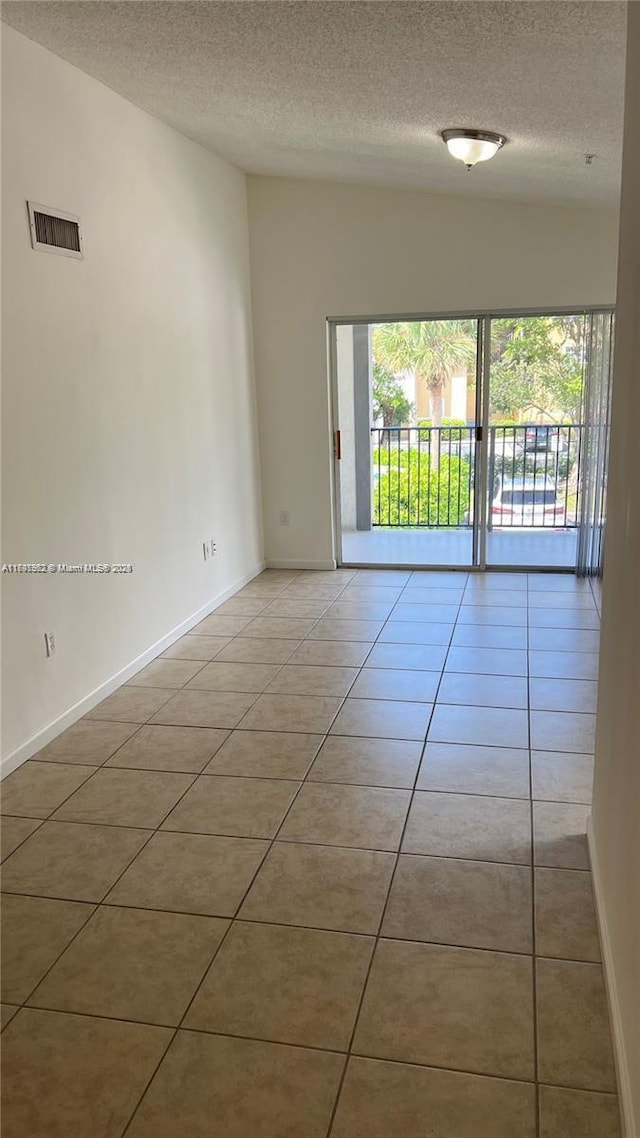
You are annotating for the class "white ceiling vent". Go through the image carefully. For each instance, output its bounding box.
[27,202,83,259]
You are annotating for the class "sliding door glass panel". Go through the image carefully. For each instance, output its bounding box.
[485,314,588,570]
[577,312,615,577]
[334,319,480,567]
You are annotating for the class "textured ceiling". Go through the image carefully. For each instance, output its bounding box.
[1,0,627,207]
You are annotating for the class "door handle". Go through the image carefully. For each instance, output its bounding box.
[334,430,342,460]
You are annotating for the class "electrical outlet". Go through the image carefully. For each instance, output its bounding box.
[210,539,217,557]
[279,511,290,527]
[44,630,56,657]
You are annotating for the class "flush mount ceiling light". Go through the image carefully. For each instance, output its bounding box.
[441,128,507,170]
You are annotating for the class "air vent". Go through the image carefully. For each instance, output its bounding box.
[27,202,84,259]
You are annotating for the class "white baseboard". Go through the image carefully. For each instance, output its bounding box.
[587,816,637,1138]
[1,560,266,780]
[266,558,337,570]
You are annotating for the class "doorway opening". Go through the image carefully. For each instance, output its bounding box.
[330,310,614,573]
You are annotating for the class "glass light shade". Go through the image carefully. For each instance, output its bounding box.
[441,129,506,168]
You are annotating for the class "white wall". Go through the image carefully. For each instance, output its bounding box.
[1,26,263,765]
[247,176,619,566]
[590,5,640,1133]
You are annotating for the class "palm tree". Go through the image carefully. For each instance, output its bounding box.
[372,320,476,430]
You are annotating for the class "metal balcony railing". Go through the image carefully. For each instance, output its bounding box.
[371,424,584,529]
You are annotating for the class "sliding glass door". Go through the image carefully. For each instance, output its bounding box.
[332,318,482,568]
[331,309,614,572]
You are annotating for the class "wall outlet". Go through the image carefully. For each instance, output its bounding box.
[210,539,217,556]
[279,510,290,527]
[44,630,56,657]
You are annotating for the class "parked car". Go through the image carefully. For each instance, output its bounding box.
[523,425,568,454]
[491,476,566,528]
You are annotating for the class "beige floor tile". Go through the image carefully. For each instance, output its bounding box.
[238,693,343,734]
[452,625,527,650]
[0,761,95,819]
[161,633,231,660]
[382,855,532,953]
[529,628,599,653]
[531,751,594,804]
[53,768,194,828]
[33,720,139,764]
[28,906,227,1026]
[392,602,461,624]
[150,689,258,728]
[530,711,596,754]
[379,621,453,645]
[535,869,600,962]
[262,598,331,618]
[458,606,527,627]
[1,895,95,1003]
[265,664,358,697]
[403,585,465,603]
[85,687,173,722]
[364,642,447,670]
[529,650,599,680]
[125,1031,344,1138]
[1,816,42,861]
[330,698,432,741]
[402,791,531,864]
[185,920,373,1048]
[308,736,422,789]
[241,616,319,639]
[192,613,252,636]
[216,636,302,664]
[1,1004,19,1030]
[127,659,205,688]
[106,831,269,916]
[215,596,272,616]
[538,1086,621,1138]
[533,802,590,869]
[349,668,439,703]
[353,940,534,1080]
[185,661,282,692]
[327,601,395,621]
[341,585,402,603]
[288,640,373,667]
[536,959,616,1091]
[105,724,229,773]
[1,821,148,901]
[307,617,385,642]
[438,672,528,709]
[428,704,529,748]
[530,678,598,713]
[161,774,299,838]
[446,645,528,676]
[417,742,530,798]
[279,783,410,851]
[1,1008,171,1137]
[331,1057,536,1138]
[203,730,321,779]
[239,841,395,933]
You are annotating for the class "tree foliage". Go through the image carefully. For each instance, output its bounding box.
[372,363,413,427]
[372,321,476,428]
[373,448,471,528]
[490,316,586,422]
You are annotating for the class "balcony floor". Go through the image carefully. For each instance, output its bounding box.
[341,527,578,569]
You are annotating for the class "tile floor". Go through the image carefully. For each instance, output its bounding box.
[0,567,621,1138]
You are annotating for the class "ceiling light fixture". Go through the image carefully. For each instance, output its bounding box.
[441,128,507,171]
